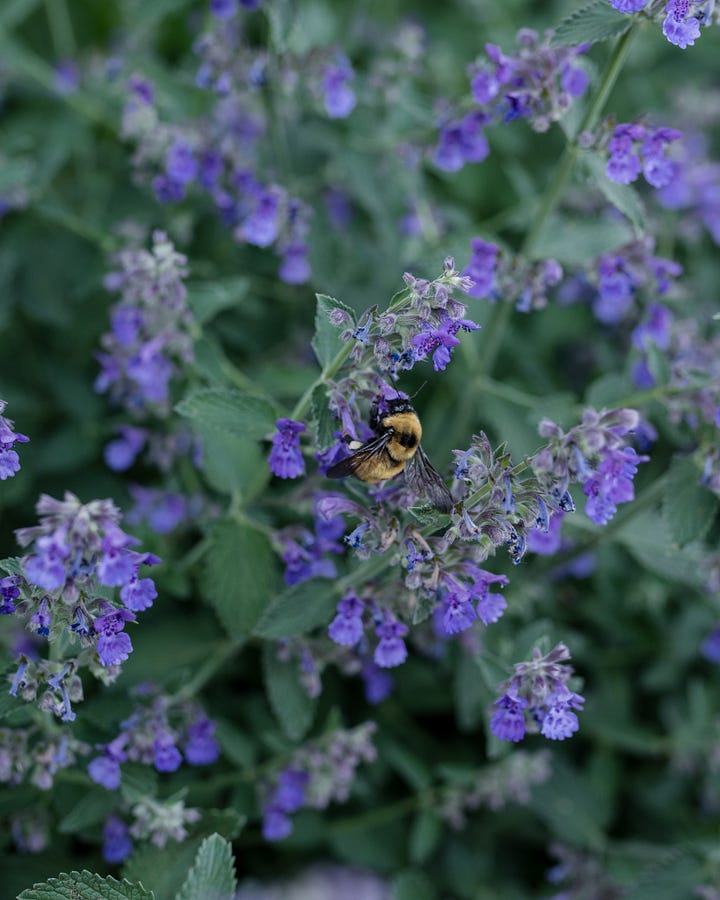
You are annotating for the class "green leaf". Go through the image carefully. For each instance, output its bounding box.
[119,763,159,806]
[409,809,442,865]
[551,0,632,47]
[529,758,610,850]
[412,592,436,625]
[583,154,645,233]
[16,871,153,900]
[262,643,316,741]
[663,456,719,548]
[175,834,237,900]
[391,869,437,900]
[407,504,450,529]
[253,580,338,639]
[123,812,244,900]
[186,278,249,325]
[616,509,707,587]
[584,372,630,408]
[0,685,29,721]
[623,847,704,900]
[175,388,277,441]
[204,519,279,638]
[201,430,266,500]
[310,383,337,450]
[312,293,354,370]
[57,790,116,834]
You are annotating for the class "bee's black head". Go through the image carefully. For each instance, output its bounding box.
[384,397,415,415]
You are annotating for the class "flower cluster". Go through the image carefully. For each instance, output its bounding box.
[274,495,346,584]
[609,0,715,50]
[261,722,377,841]
[438,750,552,828]
[88,689,219,790]
[656,134,720,245]
[531,407,649,526]
[103,797,201,863]
[0,728,89,791]
[120,9,360,284]
[268,419,307,479]
[96,230,194,417]
[2,493,159,718]
[462,237,563,312]
[0,399,29,481]
[433,28,590,172]
[490,643,585,742]
[605,122,682,188]
[470,30,589,130]
[586,236,681,325]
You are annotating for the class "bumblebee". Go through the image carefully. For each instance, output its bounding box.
[326,397,454,513]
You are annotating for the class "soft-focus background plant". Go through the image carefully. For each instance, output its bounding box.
[1,0,719,897]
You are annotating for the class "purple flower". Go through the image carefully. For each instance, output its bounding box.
[120,576,157,612]
[184,716,220,765]
[490,694,528,742]
[0,576,20,614]
[434,112,489,173]
[210,0,237,19]
[53,59,80,95]
[540,690,584,741]
[97,631,133,666]
[23,529,70,591]
[153,732,183,772]
[663,0,702,48]
[440,589,477,635]
[88,755,122,790]
[609,0,649,10]
[632,303,672,351]
[262,808,293,841]
[103,815,133,864]
[166,139,198,185]
[104,426,147,471]
[374,618,409,668]
[272,768,309,812]
[97,528,138,587]
[583,446,649,525]
[328,594,365,646]
[323,58,356,119]
[268,418,306,479]
[701,626,720,665]
[411,314,480,371]
[279,242,311,285]
[463,239,499,300]
[528,512,564,555]
[361,661,395,704]
[241,186,282,247]
[561,65,589,97]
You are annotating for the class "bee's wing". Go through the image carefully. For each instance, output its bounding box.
[404,445,454,513]
[326,433,393,481]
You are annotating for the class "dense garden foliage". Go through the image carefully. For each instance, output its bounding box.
[1,0,719,897]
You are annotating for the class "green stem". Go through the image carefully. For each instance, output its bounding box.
[43,0,75,57]
[172,641,240,701]
[479,26,637,376]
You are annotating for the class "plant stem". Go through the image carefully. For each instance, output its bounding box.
[43,0,75,58]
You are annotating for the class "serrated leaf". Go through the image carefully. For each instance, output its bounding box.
[175,834,237,900]
[58,790,116,834]
[663,456,719,548]
[391,869,437,900]
[312,293,354,369]
[253,580,338,639]
[551,0,632,47]
[616,509,707,586]
[310,383,337,450]
[409,809,442,865]
[204,519,279,638]
[262,643,316,741]
[407,504,450,528]
[583,154,645,233]
[175,388,277,441]
[17,870,153,900]
[186,277,250,325]
[123,812,244,900]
